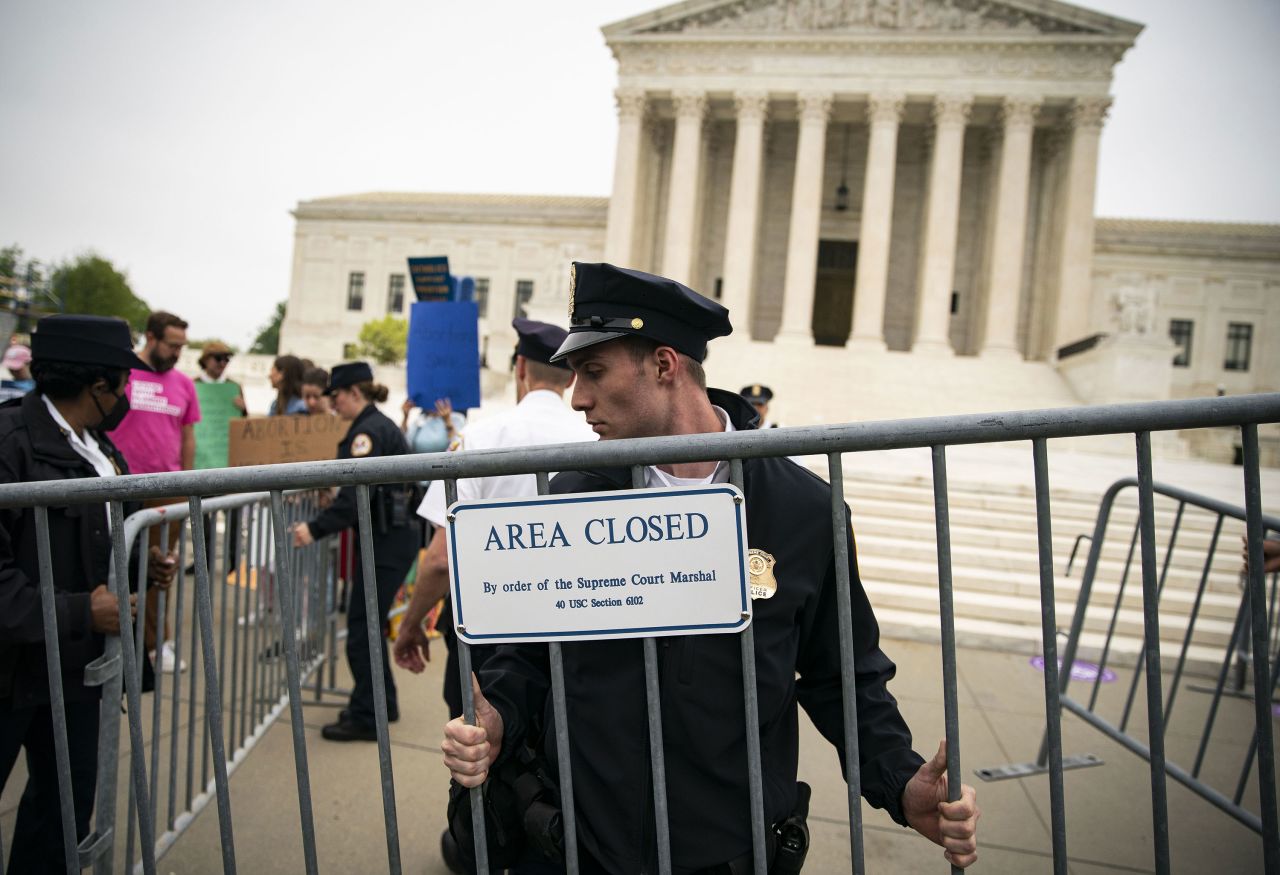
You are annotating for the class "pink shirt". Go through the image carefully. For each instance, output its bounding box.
[111,368,201,474]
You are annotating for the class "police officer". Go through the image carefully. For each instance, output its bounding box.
[291,362,418,742]
[395,318,595,719]
[442,264,981,871]
[740,384,777,428]
[0,315,176,872]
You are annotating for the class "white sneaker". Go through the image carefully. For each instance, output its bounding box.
[150,640,187,674]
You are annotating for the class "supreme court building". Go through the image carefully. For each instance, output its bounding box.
[279,0,1278,446]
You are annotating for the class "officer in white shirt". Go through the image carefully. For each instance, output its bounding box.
[393,318,595,711]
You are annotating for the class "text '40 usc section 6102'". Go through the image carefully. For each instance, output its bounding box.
[446,485,751,644]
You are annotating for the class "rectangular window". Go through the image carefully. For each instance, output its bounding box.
[346,272,365,311]
[1224,322,1252,371]
[475,277,490,318]
[513,279,534,319]
[1169,319,1193,367]
[386,274,405,313]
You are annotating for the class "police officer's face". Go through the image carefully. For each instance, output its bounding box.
[567,341,664,440]
[331,387,363,420]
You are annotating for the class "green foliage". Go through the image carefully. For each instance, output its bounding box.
[357,315,409,365]
[249,300,287,355]
[50,253,150,333]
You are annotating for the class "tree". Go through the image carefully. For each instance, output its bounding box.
[357,315,408,365]
[250,300,286,355]
[50,253,150,334]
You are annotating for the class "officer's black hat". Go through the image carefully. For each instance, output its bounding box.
[512,318,571,370]
[740,384,773,404]
[32,314,152,371]
[550,262,731,363]
[325,361,374,395]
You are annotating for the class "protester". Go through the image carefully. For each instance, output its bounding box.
[194,341,247,469]
[400,397,465,454]
[289,363,417,742]
[441,263,980,871]
[268,354,307,416]
[301,366,332,415]
[0,314,175,873]
[2,344,33,389]
[109,311,200,674]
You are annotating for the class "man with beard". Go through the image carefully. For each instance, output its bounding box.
[109,311,201,673]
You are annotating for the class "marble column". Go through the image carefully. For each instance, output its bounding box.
[720,91,769,334]
[661,90,707,285]
[847,93,905,350]
[776,91,833,345]
[603,88,648,266]
[1051,97,1111,354]
[980,95,1041,358]
[912,94,973,354]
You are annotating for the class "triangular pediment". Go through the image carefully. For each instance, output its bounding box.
[604,0,1143,39]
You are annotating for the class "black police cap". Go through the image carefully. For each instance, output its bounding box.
[551,262,731,363]
[740,384,773,404]
[325,361,374,395]
[32,314,151,372]
[512,318,571,370]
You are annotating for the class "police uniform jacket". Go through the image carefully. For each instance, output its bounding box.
[478,389,926,874]
[307,403,413,540]
[0,393,133,707]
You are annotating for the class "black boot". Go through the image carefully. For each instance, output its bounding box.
[321,716,377,742]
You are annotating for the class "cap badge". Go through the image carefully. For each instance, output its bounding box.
[747,548,777,600]
[631,317,644,330]
[568,263,577,320]
[351,434,373,458]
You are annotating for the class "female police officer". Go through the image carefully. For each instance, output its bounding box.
[290,362,418,741]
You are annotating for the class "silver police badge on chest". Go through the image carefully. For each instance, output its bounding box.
[748,549,777,600]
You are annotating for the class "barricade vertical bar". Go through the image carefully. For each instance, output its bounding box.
[929,447,964,875]
[93,517,126,875]
[109,501,157,875]
[354,484,402,875]
[168,525,187,830]
[1164,516,1223,727]
[229,511,244,751]
[1121,502,1185,733]
[1233,651,1280,805]
[824,453,865,874]
[189,496,238,874]
[148,526,171,840]
[185,540,201,811]
[1134,433,1170,875]
[1240,423,1280,870]
[1193,594,1248,779]
[126,526,150,873]
[248,505,266,729]
[729,458,768,875]
[237,507,253,749]
[1089,521,1140,712]
[632,465,673,875]
[268,491,321,875]
[32,506,79,874]
[449,478,490,874]
[537,470,580,875]
[1031,439,1069,874]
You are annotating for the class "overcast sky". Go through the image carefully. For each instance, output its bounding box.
[1,0,1277,349]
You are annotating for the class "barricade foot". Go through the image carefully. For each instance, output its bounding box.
[974,753,1104,782]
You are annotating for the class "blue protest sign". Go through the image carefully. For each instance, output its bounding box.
[407,301,481,411]
[408,256,451,301]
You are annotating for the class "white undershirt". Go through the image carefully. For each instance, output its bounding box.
[645,406,735,488]
[42,395,119,530]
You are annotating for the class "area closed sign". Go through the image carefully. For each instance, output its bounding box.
[447,486,751,644]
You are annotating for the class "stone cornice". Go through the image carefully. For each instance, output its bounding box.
[294,193,608,230]
[1095,218,1280,262]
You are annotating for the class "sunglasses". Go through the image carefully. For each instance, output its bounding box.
[208,354,231,363]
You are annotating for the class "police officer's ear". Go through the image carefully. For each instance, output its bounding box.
[652,345,681,386]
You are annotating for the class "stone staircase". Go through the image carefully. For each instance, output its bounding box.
[822,467,1252,679]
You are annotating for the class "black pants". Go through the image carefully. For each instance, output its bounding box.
[0,699,100,874]
[346,526,417,726]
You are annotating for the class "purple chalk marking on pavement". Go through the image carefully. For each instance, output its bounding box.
[1273,703,1280,720]
[1030,656,1116,684]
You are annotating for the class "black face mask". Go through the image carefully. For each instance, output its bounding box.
[93,389,130,432]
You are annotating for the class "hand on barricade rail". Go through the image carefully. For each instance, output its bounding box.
[90,584,136,635]
[441,675,504,788]
[290,522,314,547]
[147,546,178,589]
[392,620,431,673]
[903,740,980,868]
[1242,536,1280,575]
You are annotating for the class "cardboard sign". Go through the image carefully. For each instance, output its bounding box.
[408,256,451,301]
[193,381,242,469]
[227,414,349,467]
[406,300,481,410]
[447,485,751,644]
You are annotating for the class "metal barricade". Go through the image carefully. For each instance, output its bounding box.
[0,393,1276,874]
